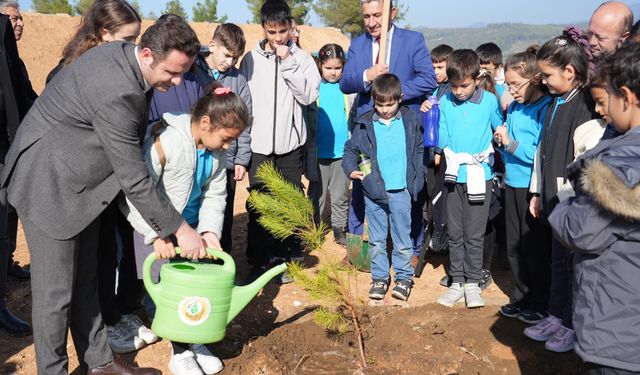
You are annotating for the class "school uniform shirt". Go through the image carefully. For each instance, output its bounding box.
[317,81,350,159]
[500,95,552,188]
[373,113,407,190]
[437,88,504,183]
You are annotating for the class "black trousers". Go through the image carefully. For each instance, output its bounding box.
[246,148,303,267]
[548,234,573,328]
[504,186,550,313]
[0,203,18,309]
[221,169,236,253]
[96,199,143,326]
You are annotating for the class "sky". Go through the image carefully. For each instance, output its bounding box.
[17,0,639,28]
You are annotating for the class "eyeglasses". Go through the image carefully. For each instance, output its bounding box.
[505,73,540,94]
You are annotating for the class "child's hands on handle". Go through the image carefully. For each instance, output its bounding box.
[175,221,207,260]
[201,232,222,252]
[494,124,510,147]
[349,171,365,181]
[152,237,176,259]
[529,195,540,218]
[366,63,389,82]
[420,99,433,113]
[234,165,247,181]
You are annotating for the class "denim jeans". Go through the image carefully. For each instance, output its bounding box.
[364,189,413,282]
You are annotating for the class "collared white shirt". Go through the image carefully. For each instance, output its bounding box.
[363,25,395,87]
[134,46,152,92]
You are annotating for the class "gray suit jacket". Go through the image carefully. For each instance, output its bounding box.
[1,42,184,240]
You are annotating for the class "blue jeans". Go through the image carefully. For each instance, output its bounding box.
[364,189,414,282]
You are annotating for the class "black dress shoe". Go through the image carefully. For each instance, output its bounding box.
[7,261,30,280]
[0,307,31,337]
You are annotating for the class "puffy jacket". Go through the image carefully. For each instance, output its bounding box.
[342,106,424,204]
[549,127,640,372]
[122,113,227,244]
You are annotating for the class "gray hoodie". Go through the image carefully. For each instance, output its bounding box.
[239,40,320,155]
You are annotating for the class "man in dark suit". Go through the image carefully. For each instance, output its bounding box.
[1,16,202,375]
[340,0,436,265]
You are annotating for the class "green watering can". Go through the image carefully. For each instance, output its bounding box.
[143,248,287,344]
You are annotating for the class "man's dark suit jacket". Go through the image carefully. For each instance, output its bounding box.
[1,41,183,240]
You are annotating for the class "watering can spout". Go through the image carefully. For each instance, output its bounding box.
[227,263,288,324]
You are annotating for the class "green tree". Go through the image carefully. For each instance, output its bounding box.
[147,10,158,20]
[246,0,311,25]
[192,0,228,23]
[314,0,406,37]
[163,0,188,20]
[73,0,93,15]
[32,0,73,14]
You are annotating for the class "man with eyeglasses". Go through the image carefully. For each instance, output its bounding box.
[588,1,634,58]
[0,0,22,42]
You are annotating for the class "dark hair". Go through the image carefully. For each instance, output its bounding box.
[604,42,640,100]
[61,0,140,65]
[505,45,540,79]
[537,27,591,86]
[260,0,291,27]
[212,23,246,57]
[371,73,402,102]
[476,42,503,66]
[446,49,480,82]
[192,84,250,132]
[590,62,608,89]
[316,43,345,73]
[630,20,640,43]
[477,69,497,96]
[431,44,454,64]
[139,14,200,63]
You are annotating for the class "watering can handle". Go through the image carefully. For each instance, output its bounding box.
[142,247,236,291]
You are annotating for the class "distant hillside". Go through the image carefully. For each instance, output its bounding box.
[415,22,588,54]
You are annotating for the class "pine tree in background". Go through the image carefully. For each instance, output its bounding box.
[32,0,73,15]
[246,0,312,25]
[147,10,157,20]
[129,0,142,16]
[192,0,227,23]
[73,0,92,15]
[314,0,406,37]
[163,0,188,20]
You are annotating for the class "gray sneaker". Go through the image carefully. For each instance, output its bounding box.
[464,283,485,308]
[436,283,464,307]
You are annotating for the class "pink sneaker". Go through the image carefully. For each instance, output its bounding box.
[523,315,561,342]
[544,325,575,353]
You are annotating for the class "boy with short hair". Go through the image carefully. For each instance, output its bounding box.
[239,1,320,283]
[431,44,454,99]
[476,42,513,110]
[435,49,503,309]
[342,74,424,301]
[192,23,253,253]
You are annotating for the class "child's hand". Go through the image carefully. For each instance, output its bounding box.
[366,63,389,82]
[234,165,247,181]
[420,99,433,113]
[494,125,510,146]
[349,171,365,181]
[529,195,540,218]
[275,45,291,60]
[201,232,222,252]
[434,154,441,168]
[152,237,176,259]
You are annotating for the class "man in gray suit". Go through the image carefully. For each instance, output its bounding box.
[1,16,203,375]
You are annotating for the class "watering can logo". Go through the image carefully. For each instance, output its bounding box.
[143,248,287,344]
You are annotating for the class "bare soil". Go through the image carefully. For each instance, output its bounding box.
[1,13,584,375]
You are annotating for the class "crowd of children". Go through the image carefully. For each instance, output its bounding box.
[3,0,640,374]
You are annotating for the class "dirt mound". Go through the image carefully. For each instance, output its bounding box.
[16,13,350,94]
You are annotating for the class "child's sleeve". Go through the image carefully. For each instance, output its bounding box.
[489,97,504,131]
[234,74,253,168]
[197,152,227,239]
[529,146,542,194]
[342,131,361,177]
[280,52,320,106]
[503,114,540,165]
[123,135,166,245]
[437,102,450,150]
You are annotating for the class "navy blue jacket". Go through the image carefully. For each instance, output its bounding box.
[342,106,424,203]
[148,72,204,126]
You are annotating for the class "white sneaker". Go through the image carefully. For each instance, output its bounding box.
[436,283,464,307]
[121,314,159,345]
[169,351,204,375]
[106,321,146,353]
[190,344,224,374]
[464,283,485,308]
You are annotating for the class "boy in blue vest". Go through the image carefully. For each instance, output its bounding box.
[343,74,424,301]
[435,49,503,308]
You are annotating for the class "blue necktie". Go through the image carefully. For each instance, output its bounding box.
[211,69,220,80]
